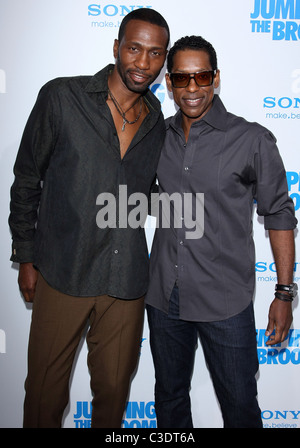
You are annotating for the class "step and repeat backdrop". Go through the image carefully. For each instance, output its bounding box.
[0,0,299,428]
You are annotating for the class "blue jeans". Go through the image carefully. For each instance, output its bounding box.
[146,285,262,428]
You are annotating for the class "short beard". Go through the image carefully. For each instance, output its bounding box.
[115,55,151,94]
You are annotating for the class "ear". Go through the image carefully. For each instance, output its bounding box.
[165,73,173,93]
[214,69,220,89]
[113,39,119,59]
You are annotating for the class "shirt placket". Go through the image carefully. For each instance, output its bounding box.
[108,156,125,290]
[176,131,196,286]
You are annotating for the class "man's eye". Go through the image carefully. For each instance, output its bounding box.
[199,73,209,80]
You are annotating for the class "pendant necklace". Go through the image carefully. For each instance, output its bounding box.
[108,89,143,131]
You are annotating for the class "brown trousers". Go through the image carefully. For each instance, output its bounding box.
[23,274,144,428]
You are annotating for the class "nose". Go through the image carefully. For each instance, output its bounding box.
[186,77,199,92]
[135,51,150,70]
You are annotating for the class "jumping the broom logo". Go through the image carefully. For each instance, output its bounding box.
[250,0,300,40]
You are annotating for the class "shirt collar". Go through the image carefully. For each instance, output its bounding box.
[84,64,162,113]
[84,64,113,95]
[167,94,228,132]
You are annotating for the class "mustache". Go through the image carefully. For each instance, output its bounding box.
[127,68,151,79]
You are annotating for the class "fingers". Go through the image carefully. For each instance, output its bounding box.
[265,327,288,345]
[18,263,38,303]
[265,299,293,346]
[21,286,36,303]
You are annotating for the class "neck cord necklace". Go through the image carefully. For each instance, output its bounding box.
[108,89,143,131]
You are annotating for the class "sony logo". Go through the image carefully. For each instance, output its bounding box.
[88,4,152,17]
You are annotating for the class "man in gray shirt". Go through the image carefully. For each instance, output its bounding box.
[146,36,297,428]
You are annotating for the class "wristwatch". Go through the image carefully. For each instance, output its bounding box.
[275,283,298,298]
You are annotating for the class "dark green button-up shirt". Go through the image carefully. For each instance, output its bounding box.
[9,64,165,299]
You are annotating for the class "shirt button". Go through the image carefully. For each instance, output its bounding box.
[114,249,119,254]
[184,166,189,171]
[179,241,184,245]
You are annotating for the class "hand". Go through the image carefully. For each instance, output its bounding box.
[265,298,293,345]
[18,262,38,303]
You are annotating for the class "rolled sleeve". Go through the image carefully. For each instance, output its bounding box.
[253,131,297,230]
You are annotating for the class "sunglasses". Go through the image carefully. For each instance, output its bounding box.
[169,70,216,88]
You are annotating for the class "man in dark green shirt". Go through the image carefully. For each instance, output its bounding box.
[9,8,169,428]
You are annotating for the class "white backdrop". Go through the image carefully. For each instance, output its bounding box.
[0,0,299,428]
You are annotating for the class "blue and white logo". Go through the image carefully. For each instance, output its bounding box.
[257,328,300,365]
[122,401,156,428]
[263,69,300,120]
[88,4,152,29]
[73,401,92,428]
[73,400,157,428]
[287,171,300,211]
[262,409,300,428]
[250,0,300,40]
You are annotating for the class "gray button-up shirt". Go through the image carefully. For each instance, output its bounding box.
[145,95,297,321]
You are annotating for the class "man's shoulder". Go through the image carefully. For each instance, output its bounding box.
[227,109,276,141]
[40,75,93,95]
[33,75,98,111]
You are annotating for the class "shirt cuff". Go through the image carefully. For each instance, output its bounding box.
[264,213,298,230]
[10,240,35,263]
